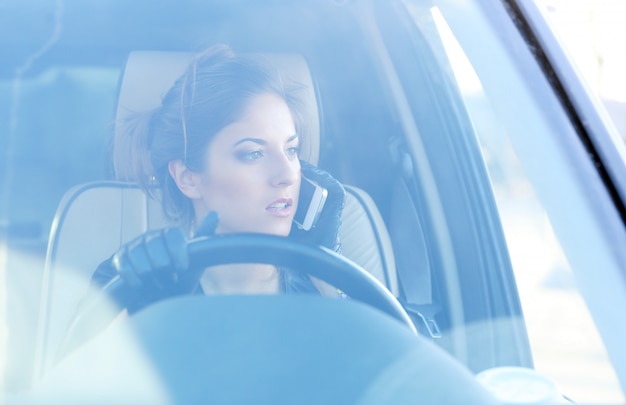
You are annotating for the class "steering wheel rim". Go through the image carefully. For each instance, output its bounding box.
[59,233,416,363]
[187,233,416,333]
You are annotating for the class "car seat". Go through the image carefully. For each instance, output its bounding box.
[32,50,399,381]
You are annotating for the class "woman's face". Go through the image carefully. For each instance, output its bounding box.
[186,93,301,236]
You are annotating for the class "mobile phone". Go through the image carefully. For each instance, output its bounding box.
[294,176,328,231]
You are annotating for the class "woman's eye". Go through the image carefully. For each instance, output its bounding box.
[238,150,264,161]
[286,146,299,157]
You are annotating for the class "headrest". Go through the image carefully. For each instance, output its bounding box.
[114,50,320,175]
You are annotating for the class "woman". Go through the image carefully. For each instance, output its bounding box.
[92,45,346,313]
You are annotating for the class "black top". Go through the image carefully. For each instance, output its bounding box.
[90,258,321,314]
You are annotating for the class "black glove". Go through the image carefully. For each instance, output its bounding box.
[92,211,219,312]
[111,227,188,289]
[289,161,346,252]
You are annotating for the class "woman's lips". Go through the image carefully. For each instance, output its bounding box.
[266,198,293,217]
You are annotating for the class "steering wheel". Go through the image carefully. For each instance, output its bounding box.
[38,234,506,404]
[59,234,416,363]
[186,233,416,333]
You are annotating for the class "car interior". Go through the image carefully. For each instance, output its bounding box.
[2,0,553,402]
[33,50,403,379]
[20,43,502,403]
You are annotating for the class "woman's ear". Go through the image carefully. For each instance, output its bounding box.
[168,160,203,200]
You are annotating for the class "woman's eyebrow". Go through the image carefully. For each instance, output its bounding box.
[233,137,266,147]
[233,134,298,147]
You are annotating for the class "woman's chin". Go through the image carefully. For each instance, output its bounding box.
[263,221,293,237]
[268,227,292,237]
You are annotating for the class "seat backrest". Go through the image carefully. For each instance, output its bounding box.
[33,182,167,378]
[33,51,398,381]
[342,186,398,294]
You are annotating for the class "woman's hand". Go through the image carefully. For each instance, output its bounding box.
[111,227,189,290]
[93,212,219,312]
[289,161,346,252]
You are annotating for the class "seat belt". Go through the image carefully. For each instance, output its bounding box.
[388,136,442,338]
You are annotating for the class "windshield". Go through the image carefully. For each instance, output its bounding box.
[2,0,626,403]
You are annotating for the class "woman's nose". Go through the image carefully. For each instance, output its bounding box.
[270,155,300,187]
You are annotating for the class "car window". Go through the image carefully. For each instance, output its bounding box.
[410,3,625,402]
[1,67,118,231]
[534,0,626,142]
[0,65,119,392]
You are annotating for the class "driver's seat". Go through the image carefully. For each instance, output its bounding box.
[33,50,399,381]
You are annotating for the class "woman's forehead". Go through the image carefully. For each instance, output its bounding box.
[212,93,297,147]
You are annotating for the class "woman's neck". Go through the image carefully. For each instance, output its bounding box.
[199,264,281,295]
